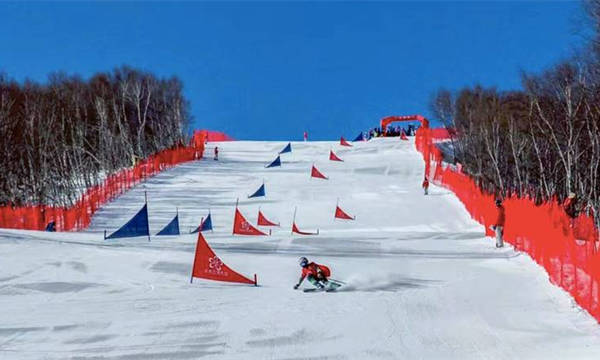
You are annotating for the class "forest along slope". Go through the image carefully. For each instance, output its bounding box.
[2,138,600,359]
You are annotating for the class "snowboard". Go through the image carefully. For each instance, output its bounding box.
[302,280,343,293]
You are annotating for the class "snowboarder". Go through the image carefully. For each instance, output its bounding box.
[293,257,330,290]
[491,198,505,248]
[214,146,219,161]
[303,131,308,142]
[422,176,429,195]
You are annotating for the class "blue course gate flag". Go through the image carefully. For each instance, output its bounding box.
[200,213,213,231]
[353,132,364,142]
[279,142,292,154]
[265,155,281,168]
[156,213,180,236]
[191,212,213,233]
[105,204,150,239]
[248,183,266,198]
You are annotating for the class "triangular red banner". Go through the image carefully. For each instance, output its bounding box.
[329,150,343,162]
[257,209,279,226]
[400,130,408,141]
[335,205,355,220]
[340,137,352,147]
[233,208,268,236]
[190,232,256,285]
[311,165,328,179]
[292,222,319,235]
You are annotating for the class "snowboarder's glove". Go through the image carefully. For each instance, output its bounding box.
[293,284,299,290]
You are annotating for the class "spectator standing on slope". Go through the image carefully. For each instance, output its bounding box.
[564,192,579,219]
[214,146,219,161]
[492,199,505,248]
[564,192,579,229]
[422,176,429,195]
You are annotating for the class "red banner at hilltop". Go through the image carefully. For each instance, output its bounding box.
[190,232,256,285]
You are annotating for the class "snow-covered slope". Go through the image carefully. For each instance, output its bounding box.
[2,138,600,359]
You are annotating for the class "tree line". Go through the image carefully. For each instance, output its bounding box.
[430,0,600,228]
[0,66,190,207]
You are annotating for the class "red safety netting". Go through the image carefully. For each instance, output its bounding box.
[0,135,206,232]
[415,126,600,322]
[193,129,234,142]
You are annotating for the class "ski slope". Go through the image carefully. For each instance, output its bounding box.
[2,138,600,359]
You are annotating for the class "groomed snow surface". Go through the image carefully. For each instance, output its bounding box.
[2,138,600,359]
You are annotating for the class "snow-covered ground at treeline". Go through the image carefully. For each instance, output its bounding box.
[2,138,600,360]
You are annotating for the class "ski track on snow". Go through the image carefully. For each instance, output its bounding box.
[2,138,600,359]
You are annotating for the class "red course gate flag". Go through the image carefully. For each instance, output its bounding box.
[233,207,268,236]
[292,222,319,235]
[340,137,352,147]
[335,205,356,220]
[257,209,279,226]
[190,231,256,285]
[329,150,343,162]
[400,130,409,140]
[311,165,328,180]
[291,206,319,235]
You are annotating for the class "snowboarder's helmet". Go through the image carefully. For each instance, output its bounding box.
[299,257,308,267]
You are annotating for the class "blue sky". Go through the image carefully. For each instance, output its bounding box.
[0,1,586,140]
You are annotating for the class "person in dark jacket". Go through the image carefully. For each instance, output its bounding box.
[564,192,579,219]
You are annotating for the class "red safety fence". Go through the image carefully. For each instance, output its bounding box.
[193,129,234,142]
[416,127,600,322]
[0,135,207,232]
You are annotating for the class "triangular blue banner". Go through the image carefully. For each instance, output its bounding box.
[201,213,213,231]
[156,213,180,236]
[248,184,266,198]
[352,132,364,142]
[266,156,281,168]
[279,143,292,154]
[106,204,150,239]
[191,213,213,233]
